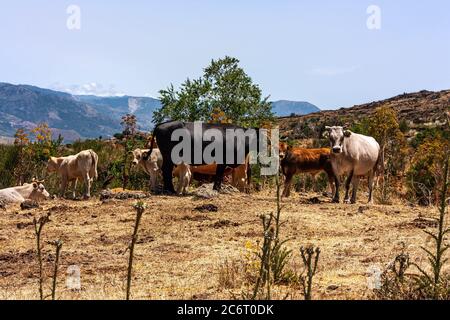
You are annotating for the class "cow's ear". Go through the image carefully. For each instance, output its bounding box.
[322,131,330,139]
[32,182,38,189]
[344,130,352,138]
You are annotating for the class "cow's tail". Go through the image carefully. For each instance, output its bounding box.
[143,125,158,161]
[247,162,252,186]
[89,150,98,180]
[373,147,384,186]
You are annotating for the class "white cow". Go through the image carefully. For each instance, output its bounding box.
[324,126,380,204]
[131,148,163,191]
[0,179,50,204]
[47,149,98,199]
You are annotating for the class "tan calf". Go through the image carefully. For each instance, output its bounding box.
[47,149,98,199]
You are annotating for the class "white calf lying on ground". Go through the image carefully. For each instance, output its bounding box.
[47,149,98,199]
[0,179,50,204]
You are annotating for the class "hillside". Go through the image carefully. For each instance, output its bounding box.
[278,89,450,140]
[74,95,162,132]
[0,83,121,141]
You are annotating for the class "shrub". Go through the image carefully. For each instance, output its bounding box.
[407,137,449,205]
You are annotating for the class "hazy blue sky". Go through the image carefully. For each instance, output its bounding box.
[0,0,449,109]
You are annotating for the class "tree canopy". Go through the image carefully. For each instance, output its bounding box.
[153,56,274,127]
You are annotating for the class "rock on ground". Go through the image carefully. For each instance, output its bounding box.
[20,200,39,210]
[99,189,150,201]
[192,183,239,199]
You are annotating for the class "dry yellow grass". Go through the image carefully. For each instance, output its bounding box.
[0,190,447,300]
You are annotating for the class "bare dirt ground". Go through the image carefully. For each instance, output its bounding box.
[0,189,447,300]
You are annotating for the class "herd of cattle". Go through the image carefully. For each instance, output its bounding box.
[0,122,381,206]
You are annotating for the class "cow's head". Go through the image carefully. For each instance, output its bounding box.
[278,141,290,160]
[131,148,144,166]
[324,126,352,154]
[29,179,50,201]
[278,136,292,160]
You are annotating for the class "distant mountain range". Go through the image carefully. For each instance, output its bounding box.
[0,82,320,142]
[271,100,320,117]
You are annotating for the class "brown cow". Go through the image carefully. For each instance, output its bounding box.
[231,154,251,193]
[172,162,250,192]
[279,142,335,198]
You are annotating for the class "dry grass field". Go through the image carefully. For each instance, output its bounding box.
[0,189,447,300]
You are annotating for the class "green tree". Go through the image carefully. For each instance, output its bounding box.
[407,137,449,205]
[368,106,408,175]
[366,106,408,203]
[153,56,274,127]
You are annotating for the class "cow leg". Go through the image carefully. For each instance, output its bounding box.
[183,172,191,195]
[327,174,336,198]
[367,169,375,204]
[332,175,340,203]
[351,176,360,204]
[149,173,157,193]
[60,176,68,198]
[282,172,293,198]
[162,162,175,194]
[83,173,91,199]
[344,171,354,204]
[246,164,252,194]
[213,164,226,191]
[176,181,182,195]
[175,172,183,195]
[72,179,78,199]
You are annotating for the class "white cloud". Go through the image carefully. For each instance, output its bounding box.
[144,92,158,99]
[310,66,359,77]
[50,82,125,97]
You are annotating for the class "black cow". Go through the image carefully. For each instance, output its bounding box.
[143,121,260,193]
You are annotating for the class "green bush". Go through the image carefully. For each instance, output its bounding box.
[0,144,19,188]
[407,137,449,205]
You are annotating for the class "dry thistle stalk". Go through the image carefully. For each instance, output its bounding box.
[299,245,321,300]
[33,213,51,300]
[126,201,147,300]
[252,215,274,300]
[48,240,63,300]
